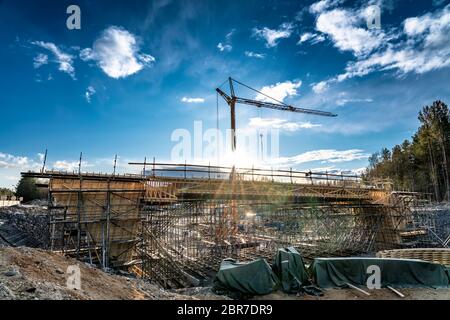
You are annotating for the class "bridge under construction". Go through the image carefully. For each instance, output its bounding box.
[22,162,443,289]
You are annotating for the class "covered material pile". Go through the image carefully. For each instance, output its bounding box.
[272,247,310,293]
[213,247,321,298]
[213,258,279,298]
[310,257,450,288]
[213,249,450,298]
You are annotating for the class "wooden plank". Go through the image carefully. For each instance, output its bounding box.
[387,286,405,298]
[346,283,371,296]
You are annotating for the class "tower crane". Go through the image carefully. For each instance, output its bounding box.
[216,77,337,152]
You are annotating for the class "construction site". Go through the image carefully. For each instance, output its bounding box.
[1,78,450,300]
[7,156,444,291]
[3,0,450,306]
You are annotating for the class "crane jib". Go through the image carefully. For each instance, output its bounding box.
[215,78,338,151]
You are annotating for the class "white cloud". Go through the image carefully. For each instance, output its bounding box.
[310,166,366,175]
[181,97,205,103]
[312,81,329,94]
[351,167,367,175]
[252,22,294,48]
[273,149,368,166]
[315,8,386,57]
[52,160,92,171]
[85,86,96,103]
[403,18,429,37]
[52,161,76,171]
[32,41,75,78]
[310,4,450,84]
[255,80,302,102]
[298,32,325,45]
[226,29,236,40]
[217,29,235,52]
[310,0,343,14]
[403,5,450,47]
[37,153,45,162]
[0,153,30,169]
[338,6,450,80]
[336,98,373,106]
[248,117,321,132]
[0,152,43,170]
[139,53,156,64]
[245,51,266,59]
[217,42,232,52]
[80,26,155,79]
[33,53,48,69]
[0,153,43,187]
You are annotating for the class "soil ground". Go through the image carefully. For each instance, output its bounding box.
[0,247,194,300]
[255,287,450,300]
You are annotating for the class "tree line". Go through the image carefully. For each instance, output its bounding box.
[0,178,45,203]
[364,100,450,202]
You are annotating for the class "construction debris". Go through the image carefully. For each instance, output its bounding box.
[0,205,49,248]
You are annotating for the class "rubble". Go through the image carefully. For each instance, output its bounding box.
[0,205,49,248]
[172,286,230,300]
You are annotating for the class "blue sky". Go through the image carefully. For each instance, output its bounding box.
[1,0,450,188]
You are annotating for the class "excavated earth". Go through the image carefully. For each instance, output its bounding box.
[0,246,198,300]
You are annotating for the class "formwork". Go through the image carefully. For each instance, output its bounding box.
[44,172,144,268]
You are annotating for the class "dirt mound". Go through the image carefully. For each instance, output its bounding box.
[0,247,193,300]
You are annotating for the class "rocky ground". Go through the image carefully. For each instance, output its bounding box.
[0,246,196,300]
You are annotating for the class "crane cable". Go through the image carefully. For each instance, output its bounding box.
[259,106,263,162]
[231,78,288,106]
[216,91,220,166]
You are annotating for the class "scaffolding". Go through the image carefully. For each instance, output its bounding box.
[22,162,443,289]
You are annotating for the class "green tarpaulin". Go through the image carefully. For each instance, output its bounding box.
[213,258,279,297]
[310,257,450,289]
[272,247,310,293]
